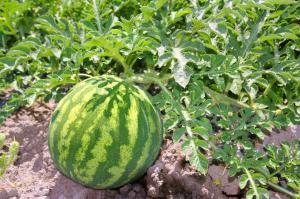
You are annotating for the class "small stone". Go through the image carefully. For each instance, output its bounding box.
[132,184,142,192]
[0,190,9,199]
[114,195,123,199]
[167,194,185,199]
[208,165,239,195]
[120,184,132,195]
[8,189,19,197]
[147,186,157,197]
[128,191,136,199]
[34,196,49,199]
[58,194,65,199]
[133,185,146,198]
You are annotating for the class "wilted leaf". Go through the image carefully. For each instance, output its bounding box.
[171,48,193,88]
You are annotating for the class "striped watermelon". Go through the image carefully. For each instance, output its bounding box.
[48,75,162,189]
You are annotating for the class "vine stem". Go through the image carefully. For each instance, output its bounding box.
[92,0,102,33]
[2,34,6,51]
[268,182,299,199]
[128,74,200,164]
[129,73,248,142]
[254,167,299,198]
[240,10,268,60]
[78,73,92,78]
[129,74,193,128]
[130,73,250,108]
[203,86,250,109]
[244,167,261,199]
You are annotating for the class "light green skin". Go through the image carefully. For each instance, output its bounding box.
[48,75,163,189]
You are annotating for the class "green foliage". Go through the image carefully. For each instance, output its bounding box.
[266,141,300,194]
[0,0,299,197]
[0,133,19,176]
[0,0,57,51]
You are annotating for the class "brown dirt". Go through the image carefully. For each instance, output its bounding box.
[146,139,227,199]
[0,102,298,199]
[255,126,300,152]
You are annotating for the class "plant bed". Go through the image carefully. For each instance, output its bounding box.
[0,102,298,198]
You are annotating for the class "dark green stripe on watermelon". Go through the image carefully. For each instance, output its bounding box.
[49,82,92,173]
[50,80,112,173]
[91,91,132,187]
[110,98,151,188]
[64,82,122,180]
[75,93,121,184]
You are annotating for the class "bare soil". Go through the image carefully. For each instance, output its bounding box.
[0,102,298,199]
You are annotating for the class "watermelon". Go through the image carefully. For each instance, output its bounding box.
[48,75,162,189]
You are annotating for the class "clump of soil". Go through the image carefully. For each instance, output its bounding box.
[146,140,228,198]
[0,101,298,198]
